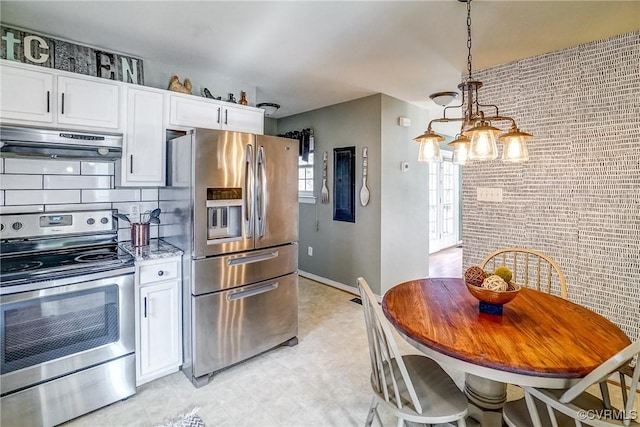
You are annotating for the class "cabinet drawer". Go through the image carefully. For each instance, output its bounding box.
[139,260,179,284]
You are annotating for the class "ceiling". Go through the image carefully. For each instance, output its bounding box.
[1,1,639,119]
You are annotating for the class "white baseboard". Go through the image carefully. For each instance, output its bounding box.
[298,270,382,302]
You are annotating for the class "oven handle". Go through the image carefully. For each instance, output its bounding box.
[0,268,134,301]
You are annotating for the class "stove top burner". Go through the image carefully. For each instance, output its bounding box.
[74,251,119,263]
[3,260,44,273]
[1,244,134,287]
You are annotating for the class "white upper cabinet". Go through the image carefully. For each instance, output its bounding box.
[0,65,54,123]
[0,60,122,131]
[57,76,120,130]
[169,94,222,129]
[119,87,165,187]
[169,93,264,134]
[221,103,264,135]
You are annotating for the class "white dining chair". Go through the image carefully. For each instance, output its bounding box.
[357,277,468,427]
[503,340,640,427]
[480,247,568,299]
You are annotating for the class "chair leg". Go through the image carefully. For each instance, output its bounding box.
[365,396,378,427]
[457,417,467,427]
[599,380,612,409]
[395,418,405,427]
[524,391,544,427]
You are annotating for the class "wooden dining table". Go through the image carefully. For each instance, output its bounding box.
[382,277,631,427]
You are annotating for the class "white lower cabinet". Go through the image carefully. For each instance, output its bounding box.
[135,256,182,386]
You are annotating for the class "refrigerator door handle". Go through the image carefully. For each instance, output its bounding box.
[245,144,254,238]
[227,282,279,301]
[257,145,267,237]
[227,251,279,266]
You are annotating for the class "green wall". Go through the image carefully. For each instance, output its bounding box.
[277,94,430,295]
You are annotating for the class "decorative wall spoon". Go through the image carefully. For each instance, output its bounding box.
[360,147,370,207]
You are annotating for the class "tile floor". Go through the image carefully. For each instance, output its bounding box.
[64,276,634,427]
[65,277,382,427]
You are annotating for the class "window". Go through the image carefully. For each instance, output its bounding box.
[299,151,314,199]
[279,128,315,203]
[428,151,460,253]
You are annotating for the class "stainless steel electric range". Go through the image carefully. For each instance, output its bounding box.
[0,210,136,427]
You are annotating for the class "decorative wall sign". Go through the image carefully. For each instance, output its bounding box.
[333,146,356,223]
[1,25,144,85]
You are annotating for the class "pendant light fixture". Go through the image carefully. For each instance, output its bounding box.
[415,0,532,164]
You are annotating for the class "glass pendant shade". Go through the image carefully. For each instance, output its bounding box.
[414,129,444,163]
[500,128,532,162]
[448,135,470,165]
[412,1,533,166]
[417,140,442,163]
[467,122,500,160]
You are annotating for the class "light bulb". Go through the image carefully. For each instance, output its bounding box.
[468,128,498,160]
[452,141,468,165]
[502,135,529,162]
[418,140,442,163]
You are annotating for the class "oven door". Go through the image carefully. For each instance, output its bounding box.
[0,268,134,395]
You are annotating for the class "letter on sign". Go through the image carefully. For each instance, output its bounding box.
[121,57,139,84]
[23,35,50,64]
[2,31,21,61]
[97,51,116,80]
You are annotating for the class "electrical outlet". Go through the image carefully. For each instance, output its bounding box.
[490,188,503,202]
[308,246,313,256]
[130,204,140,219]
[477,187,503,202]
[477,188,488,201]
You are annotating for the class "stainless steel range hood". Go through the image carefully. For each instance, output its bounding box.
[0,126,123,161]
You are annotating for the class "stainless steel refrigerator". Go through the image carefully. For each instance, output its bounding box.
[160,128,299,387]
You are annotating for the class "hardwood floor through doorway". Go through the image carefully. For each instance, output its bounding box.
[429,245,463,278]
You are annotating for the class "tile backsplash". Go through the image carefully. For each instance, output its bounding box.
[0,157,160,242]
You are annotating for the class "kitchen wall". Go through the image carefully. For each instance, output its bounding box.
[0,158,160,241]
[143,57,258,107]
[379,95,431,295]
[462,31,640,340]
[277,94,430,295]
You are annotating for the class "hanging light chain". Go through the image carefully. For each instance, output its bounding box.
[417,0,532,164]
[466,0,473,79]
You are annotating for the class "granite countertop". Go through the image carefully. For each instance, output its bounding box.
[119,238,183,262]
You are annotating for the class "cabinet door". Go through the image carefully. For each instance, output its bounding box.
[57,76,120,129]
[122,88,165,186]
[139,280,181,382]
[169,95,221,129]
[0,65,54,123]
[221,104,264,135]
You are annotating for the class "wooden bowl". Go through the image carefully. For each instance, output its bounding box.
[465,281,521,305]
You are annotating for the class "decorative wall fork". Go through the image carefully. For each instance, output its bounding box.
[321,151,329,203]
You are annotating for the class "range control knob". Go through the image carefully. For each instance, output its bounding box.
[100,217,109,224]
[11,222,23,231]
[0,223,4,232]
[87,218,96,225]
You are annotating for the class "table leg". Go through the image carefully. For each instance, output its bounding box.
[464,373,507,427]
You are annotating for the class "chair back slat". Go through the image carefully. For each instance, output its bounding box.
[518,342,640,427]
[480,247,568,299]
[358,277,423,414]
[560,341,640,405]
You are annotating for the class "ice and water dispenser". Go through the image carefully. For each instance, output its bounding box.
[206,188,242,242]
